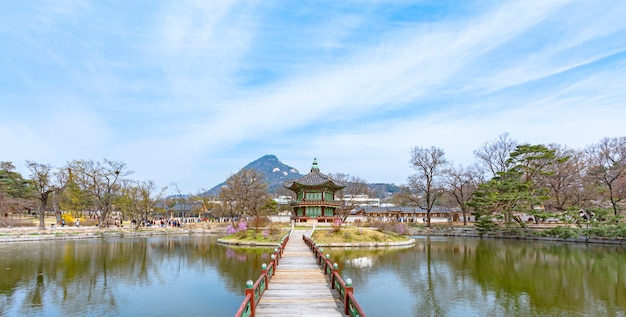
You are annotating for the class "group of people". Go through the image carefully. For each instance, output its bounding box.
[129,218,183,228]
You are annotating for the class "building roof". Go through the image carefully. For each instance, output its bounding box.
[284,158,347,190]
[356,206,454,214]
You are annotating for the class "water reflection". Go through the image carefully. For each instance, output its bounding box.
[0,235,275,317]
[328,237,626,317]
[3,235,624,317]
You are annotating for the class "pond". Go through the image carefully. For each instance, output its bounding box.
[1,234,624,316]
[0,235,273,317]
[327,236,626,317]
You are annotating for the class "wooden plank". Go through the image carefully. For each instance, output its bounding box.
[254,230,344,317]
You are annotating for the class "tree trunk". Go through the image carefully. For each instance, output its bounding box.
[38,196,48,230]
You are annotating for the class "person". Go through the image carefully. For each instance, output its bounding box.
[76,219,80,227]
[61,219,65,227]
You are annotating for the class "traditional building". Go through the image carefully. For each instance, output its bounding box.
[284,158,346,223]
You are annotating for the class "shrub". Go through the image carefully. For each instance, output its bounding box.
[474,217,497,236]
[544,226,580,239]
[226,221,248,235]
[331,219,342,232]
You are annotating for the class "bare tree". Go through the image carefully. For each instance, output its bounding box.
[137,180,167,224]
[329,173,373,222]
[68,159,131,227]
[397,146,449,227]
[586,137,626,217]
[218,168,270,224]
[542,145,590,211]
[474,132,518,179]
[25,161,56,229]
[444,164,480,225]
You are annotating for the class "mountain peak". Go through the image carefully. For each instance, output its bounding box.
[205,155,303,195]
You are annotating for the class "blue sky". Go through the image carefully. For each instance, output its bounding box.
[2,0,626,194]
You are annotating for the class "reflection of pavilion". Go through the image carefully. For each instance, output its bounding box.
[284,158,346,223]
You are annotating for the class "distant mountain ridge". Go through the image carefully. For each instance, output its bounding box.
[204,154,400,198]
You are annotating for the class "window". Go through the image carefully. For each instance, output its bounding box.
[325,192,334,201]
[307,207,321,217]
[306,192,322,200]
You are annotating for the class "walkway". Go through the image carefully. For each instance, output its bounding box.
[254,230,344,317]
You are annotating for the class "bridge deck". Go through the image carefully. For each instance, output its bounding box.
[254,230,344,317]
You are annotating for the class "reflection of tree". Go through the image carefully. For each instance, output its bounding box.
[413,239,446,316]
[0,235,277,316]
[328,238,626,316]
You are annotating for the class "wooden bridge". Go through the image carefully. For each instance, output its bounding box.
[235,229,366,317]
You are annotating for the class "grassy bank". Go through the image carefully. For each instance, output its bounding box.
[311,228,411,244]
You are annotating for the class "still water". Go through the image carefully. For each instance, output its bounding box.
[1,235,625,317]
[0,235,273,317]
[329,236,626,317]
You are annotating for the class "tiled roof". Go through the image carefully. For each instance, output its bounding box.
[284,158,347,189]
[357,206,453,213]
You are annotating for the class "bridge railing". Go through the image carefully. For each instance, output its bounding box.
[303,235,367,317]
[234,233,290,317]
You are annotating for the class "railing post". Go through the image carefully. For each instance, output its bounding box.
[261,263,268,290]
[246,280,255,317]
[344,278,353,315]
[331,263,338,289]
[324,254,330,272]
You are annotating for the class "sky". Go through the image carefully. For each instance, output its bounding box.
[1,0,626,194]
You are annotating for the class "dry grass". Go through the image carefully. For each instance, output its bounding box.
[220,228,288,244]
[0,218,37,228]
[311,228,410,244]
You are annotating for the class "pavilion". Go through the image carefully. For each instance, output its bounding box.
[284,158,346,223]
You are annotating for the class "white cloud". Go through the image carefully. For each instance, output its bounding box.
[2,0,626,193]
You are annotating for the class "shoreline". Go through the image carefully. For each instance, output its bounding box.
[0,226,226,243]
[406,227,626,245]
[2,225,625,246]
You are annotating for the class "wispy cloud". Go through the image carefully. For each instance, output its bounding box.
[1,0,625,192]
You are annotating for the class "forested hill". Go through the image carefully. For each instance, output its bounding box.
[204,155,303,196]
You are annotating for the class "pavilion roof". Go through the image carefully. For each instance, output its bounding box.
[284,158,347,190]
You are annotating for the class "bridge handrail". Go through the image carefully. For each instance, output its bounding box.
[234,293,253,317]
[302,235,368,317]
[234,232,290,317]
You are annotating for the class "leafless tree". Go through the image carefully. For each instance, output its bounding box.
[68,159,131,227]
[444,164,480,225]
[26,161,56,229]
[137,180,167,223]
[586,137,626,216]
[542,144,590,211]
[474,132,518,179]
[397,146,449,227]
[329,173,373,222]
[218,168,271,223]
